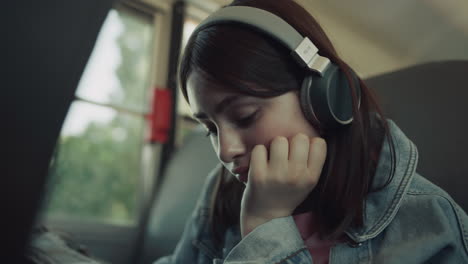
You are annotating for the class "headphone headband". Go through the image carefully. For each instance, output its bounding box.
[192,6,331,76]
[190,5,360,128]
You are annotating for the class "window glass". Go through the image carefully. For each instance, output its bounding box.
[176,18,201,147]
[44,7,154,225]
[178,17,199,117]
[76,9,154,113]
[47,102,144,224]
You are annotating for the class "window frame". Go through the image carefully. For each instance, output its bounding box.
[40,1,175,263]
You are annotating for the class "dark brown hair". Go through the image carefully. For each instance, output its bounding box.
[179,0,395,246]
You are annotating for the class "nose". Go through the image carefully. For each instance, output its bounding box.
[215,126,246,164]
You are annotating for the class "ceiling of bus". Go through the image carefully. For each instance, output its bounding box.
[191,0,468,78]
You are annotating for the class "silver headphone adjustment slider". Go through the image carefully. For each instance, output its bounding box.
[293,37,330,76]
[308,55,331,76]
[294,38,318,67]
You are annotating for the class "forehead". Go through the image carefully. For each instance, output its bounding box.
[186,71,237,114]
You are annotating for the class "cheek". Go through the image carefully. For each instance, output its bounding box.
[248,112,319,150]
[248,118,298,150]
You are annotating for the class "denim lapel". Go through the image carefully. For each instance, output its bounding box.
[346,119,419,242]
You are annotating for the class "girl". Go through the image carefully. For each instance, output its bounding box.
[155,0,468,263]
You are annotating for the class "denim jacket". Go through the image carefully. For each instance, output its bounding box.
[154,120,468,264]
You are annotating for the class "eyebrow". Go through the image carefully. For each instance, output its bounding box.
[193,95,240,119]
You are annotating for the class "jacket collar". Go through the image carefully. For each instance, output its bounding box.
[345,119,419,242]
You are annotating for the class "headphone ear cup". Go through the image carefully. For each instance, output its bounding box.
[301,64,360,129]
[300,74,320,127]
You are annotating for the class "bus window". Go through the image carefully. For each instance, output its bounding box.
[44,6,154,226]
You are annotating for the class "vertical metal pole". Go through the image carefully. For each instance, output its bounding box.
[131,1,186,263]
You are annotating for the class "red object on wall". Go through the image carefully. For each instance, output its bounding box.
[148,89,172,143]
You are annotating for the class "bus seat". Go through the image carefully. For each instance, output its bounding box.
[141,126,219,263]
[368,60,468,212]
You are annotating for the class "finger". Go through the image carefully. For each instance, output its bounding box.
[250,144,268,182]
[289,133,309,165]
[307,137,327,175]
[269,136,289,166]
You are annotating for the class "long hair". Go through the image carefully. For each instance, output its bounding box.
[178,0,396,246]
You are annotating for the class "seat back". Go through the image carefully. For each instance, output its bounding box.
[141,126,219,263]
[366,60,468,212]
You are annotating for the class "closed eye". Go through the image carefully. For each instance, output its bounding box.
[204,110,259,137]
[235,110,258,129]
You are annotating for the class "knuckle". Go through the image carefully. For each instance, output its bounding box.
[293,133,309,144]
[252,144,265,155]
[276,165,288,178]
[250,165,262,176]
[290,163,307,175]
[311,137,327,150]
[297,166,309,176]
[272,136,288,146]
[251,176,264,186]
[278,175,296,186]
[250,167,266,183]
[305,169,320,185]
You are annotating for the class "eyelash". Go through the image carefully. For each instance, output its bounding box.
[205,111,258,137]
[236,111,258,128]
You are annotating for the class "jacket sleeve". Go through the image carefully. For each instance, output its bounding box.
[433,197,468,263]
[381,188,468,264]
[405,176,468,263]
[223,216,312,264]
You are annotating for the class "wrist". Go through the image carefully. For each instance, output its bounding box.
[240,211,291,238]
[241,215,270,238]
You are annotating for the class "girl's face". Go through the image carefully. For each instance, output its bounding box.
[187,71,320,183]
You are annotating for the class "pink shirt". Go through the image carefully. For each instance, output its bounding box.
[293,212,336,264]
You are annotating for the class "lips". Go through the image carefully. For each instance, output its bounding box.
[232,166,249,183]
[232,166,249,175]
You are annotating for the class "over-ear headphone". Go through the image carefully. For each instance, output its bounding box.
[190,6,361,129]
